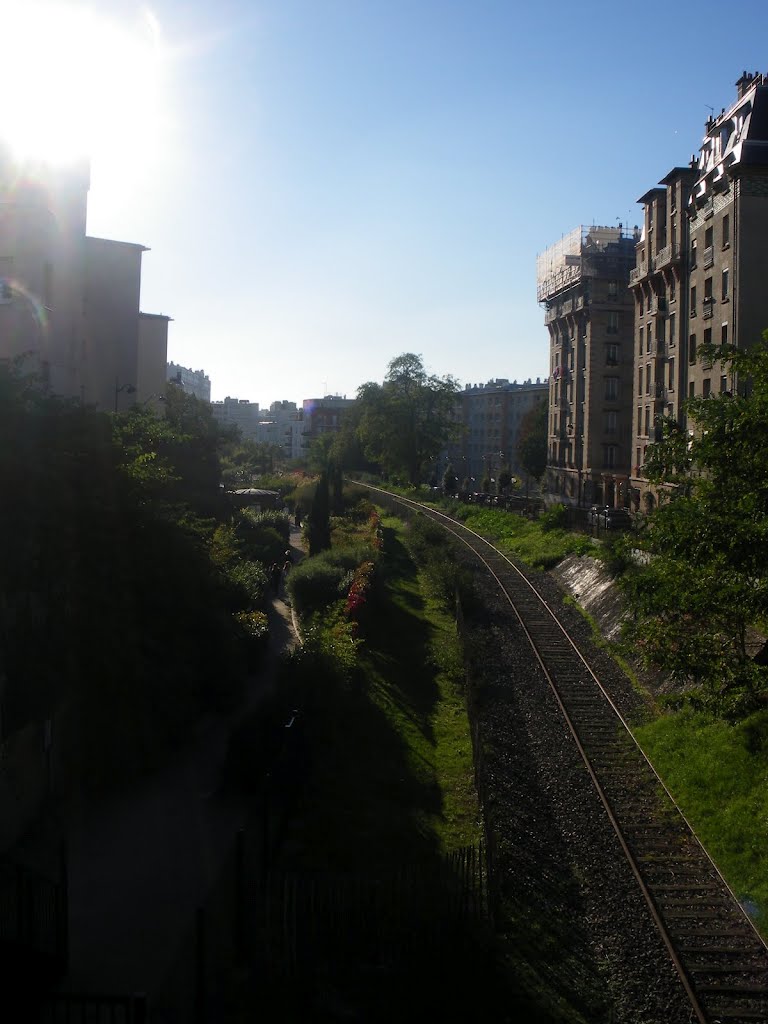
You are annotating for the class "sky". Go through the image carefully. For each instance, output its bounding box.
[8,0,768,406]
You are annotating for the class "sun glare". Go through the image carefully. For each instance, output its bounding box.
[0,2,164,166]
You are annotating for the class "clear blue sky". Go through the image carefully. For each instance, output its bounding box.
[75,0,768,404]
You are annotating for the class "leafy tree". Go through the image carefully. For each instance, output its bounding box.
[517,399,548,485]
[622,337,768,709]
[356,353,459,485]
[497,464,513,495]
[442,464,459,495]
[307,471,332,555]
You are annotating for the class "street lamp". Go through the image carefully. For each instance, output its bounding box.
[114,379,137,412]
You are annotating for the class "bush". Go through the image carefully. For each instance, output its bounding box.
[540,503,567,532]
[226,560,269,608]
[287,545,380,618]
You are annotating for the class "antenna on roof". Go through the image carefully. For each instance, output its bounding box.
[705,104,714,117]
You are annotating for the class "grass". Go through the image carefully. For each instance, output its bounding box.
[284,514,481,870]
[456,505,593,569]
[634,707,768,936]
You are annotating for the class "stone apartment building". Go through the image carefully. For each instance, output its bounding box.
[538,226,637,508]
[629,167,697,506]
[630,70,768,506]
[447,378,548,485]
[0,148,169,410]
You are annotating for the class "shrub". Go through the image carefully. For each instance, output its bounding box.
[226,560,269,608]
[540,503,567,532]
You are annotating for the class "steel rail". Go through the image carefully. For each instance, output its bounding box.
[363,483,768,1024]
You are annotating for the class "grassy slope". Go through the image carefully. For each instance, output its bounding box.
[455,506,593,569]
[635,709,768,934]
[286,515,480,870]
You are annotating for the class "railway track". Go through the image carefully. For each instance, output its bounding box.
[366,484,768,1024]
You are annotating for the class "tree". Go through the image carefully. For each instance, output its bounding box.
[622,336,768,709]
[517,399,547,496]
[442,464,459,495]
[356,353,459,486]
[307,471,332,555]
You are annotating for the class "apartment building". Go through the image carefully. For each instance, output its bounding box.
[629,168,697,506]
[301,395,355,452]
[630,71,768,506]
[210,397,261,440]
[447,378,548,484]
[167,361,211,402]
[0,148,169,410]
[538,226,637,507]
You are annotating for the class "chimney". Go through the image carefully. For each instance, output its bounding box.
[736,70,755,99]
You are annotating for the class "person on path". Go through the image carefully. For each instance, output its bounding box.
[269,561,282,595]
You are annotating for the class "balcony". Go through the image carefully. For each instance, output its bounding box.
[703,245,714,269]
[544,307,558,324]
[629,263,648,286]
[652,242,680,270]
[703,296,715,320]
[703,197,714,220]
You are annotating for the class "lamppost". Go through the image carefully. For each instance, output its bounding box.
[114,378,137,412]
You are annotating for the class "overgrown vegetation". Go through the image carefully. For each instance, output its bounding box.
[455,504,592,569]
[0,367,271,783]
[619,336,768,715]
[635,708,768,936]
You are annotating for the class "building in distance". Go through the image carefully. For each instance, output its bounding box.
[167,361,211,403]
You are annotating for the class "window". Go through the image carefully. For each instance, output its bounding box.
[689,333,697,364]
[605,377,619,401]
[704,276,713,300]
[645,364,651,395]
[704,327,712,348]
[646,324,653,353]
[720,375,728,393]
[690,285,697,315]
[639,325,644,355]
[703,378,711,398]
[608,279,618,298]
[689,382,695,399]
[668,357,675,390]
[605,410,617,434]
[722,268,729,300]
[607,311,619,334]
[705,226,713,249]
[606,343,619,365]
[639,293,644,316]
[636,446,641,471]
[722,214,730,248]
[644,406,650,436]
[690,240,697,268]
[637,368,643,396]
[669,313,676,346]
[605,445,618,468]
[637,406,642,431]
[721,323,728,346]
[669,276,676,303]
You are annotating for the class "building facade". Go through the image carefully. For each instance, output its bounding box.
[210,397,261,440]
[301,395,355,453]
[629,168,697,507]
[538,226,637,507]
[630,71,768,506]
[0,148,169,411]
[167,361,211,402]
[447,378,548,485]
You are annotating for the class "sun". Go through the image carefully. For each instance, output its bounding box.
[0,2,164,166]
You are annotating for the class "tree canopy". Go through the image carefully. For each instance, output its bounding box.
[622,336,768,710]
[356,353,459,485]
[517,398,548,483]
